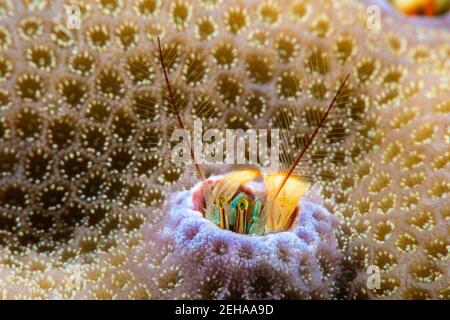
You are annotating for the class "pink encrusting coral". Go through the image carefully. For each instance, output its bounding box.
[141,179,341,299]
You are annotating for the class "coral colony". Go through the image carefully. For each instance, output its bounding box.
[0,0,448,300]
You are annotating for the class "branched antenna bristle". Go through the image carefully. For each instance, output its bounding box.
[156,37,212,213]
[273,73,351,200]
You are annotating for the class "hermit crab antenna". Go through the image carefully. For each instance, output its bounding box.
[157,37,208,185]
[273,73,351,200]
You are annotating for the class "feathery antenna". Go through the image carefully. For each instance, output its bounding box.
[157,37,212,215]
[157,37,208,184]
[273,74,351,200]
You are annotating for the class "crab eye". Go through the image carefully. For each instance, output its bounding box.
[238,198,249,210]
[390,0,450,16]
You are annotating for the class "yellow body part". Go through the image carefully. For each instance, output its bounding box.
[234,198,249,234]
[216,196,229,230]
[206,169,260,222]
[391,0,450,15]
[264,174,310,232]
[212,169,260,201]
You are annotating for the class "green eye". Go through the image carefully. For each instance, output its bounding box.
[217,196,227,207]
[238,198,249,210]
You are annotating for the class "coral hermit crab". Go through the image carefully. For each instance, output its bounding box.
[157,36,350,236]
[193,169,309,235]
